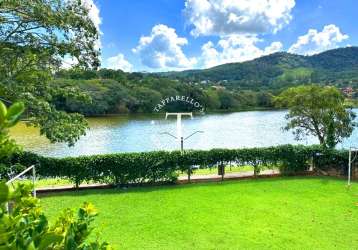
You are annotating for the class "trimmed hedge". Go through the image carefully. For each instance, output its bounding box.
[4,145,349,186]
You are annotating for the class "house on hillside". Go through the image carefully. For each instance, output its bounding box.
[341,87,354,97]
[211,85,226,90]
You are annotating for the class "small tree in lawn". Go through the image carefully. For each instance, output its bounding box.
[275,85,356,149]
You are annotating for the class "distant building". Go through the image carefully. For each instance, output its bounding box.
[211,85,226,90]
[342,87,354,97]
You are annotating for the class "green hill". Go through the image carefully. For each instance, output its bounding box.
[161,47,358,90]
[53,47,358,115]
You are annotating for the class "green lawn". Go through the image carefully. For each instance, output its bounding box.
[13,178,74,188]
[40,177,358,250]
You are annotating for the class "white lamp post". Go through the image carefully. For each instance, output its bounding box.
[160,112,203,182]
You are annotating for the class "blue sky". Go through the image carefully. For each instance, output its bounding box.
[86,0,357,72]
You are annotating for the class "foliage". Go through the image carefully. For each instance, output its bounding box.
[275,85,356,148]
[6,145,348,186]
[0,182,112,249]
[52,47,358,116]
[0,101,24,178]
[52,70,275,115]
[163,47,358,91]
[0,0,99,145]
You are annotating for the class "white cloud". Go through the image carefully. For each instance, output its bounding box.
[288,24,348,55]
[104,53,133,72]
[184,0,295,36]
[81,0,102,50]
[82,0,101,31]
[133,24,197,69]
[61,56,79,69]
[200,35,283,68]
[264,41,284,54]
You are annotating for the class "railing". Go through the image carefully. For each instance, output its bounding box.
[6,165,36,211]
[6,165,36,196]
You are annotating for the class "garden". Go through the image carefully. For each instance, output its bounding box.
[2,143,357,249]
[40,177,358,249]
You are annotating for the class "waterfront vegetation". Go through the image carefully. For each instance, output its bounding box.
[12,166,255,188]
[52,49,358,117]
[276,85,356,148]
[40,177,358,249]
[5,145,348,187]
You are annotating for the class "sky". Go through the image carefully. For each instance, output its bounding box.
[83,0,357,72]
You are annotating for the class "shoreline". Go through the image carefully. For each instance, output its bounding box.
[83,107,283,118]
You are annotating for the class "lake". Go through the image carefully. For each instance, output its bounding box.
[10,110,358,157]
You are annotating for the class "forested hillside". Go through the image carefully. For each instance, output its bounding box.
[161,47,358,90]
[53,69,273,115]
[52,47,358,116]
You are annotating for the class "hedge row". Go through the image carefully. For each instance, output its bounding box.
[4,144,349,186]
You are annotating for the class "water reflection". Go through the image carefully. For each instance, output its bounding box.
[10,110,357,157]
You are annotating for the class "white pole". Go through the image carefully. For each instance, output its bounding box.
[5,165,36,212]
[32,166,36,197]
[177,114,182,139]
[165,113,192,150]
[6,165,35,184]
[348,149,351,186]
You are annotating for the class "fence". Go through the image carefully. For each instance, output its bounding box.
[6,165,36,211]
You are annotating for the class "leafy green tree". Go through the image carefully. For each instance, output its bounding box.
[0,0,100,146]
[275,85,356,148]
[256,91,274,107]
[0,182,112,249]
[217,90,239,109]
[133,86,162,113]
[203,89,220,110]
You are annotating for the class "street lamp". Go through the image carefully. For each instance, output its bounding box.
[161,112,203,153]
[160,130,204,153]
[160,112,204,182]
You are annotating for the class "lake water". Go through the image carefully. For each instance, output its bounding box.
[10,110,358,157]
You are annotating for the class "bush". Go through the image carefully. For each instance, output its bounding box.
[5,145,349,186]
[0,182,112,249]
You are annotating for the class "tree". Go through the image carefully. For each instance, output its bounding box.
[217,90,239,109]
[275,85,356,148]
[0,0,100,146]
[133,86,162,113]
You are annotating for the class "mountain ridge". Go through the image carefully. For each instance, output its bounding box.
[158,47,358,90]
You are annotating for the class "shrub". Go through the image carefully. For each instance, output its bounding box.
[0,101,25,180]
[4,145,348,186]
[0,182,112,249]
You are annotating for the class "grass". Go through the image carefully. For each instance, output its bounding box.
[40,177,358,249]
[278,67,314,80]
[12,166,257,188]
[179,165,255,176]
[12,178,74,188]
